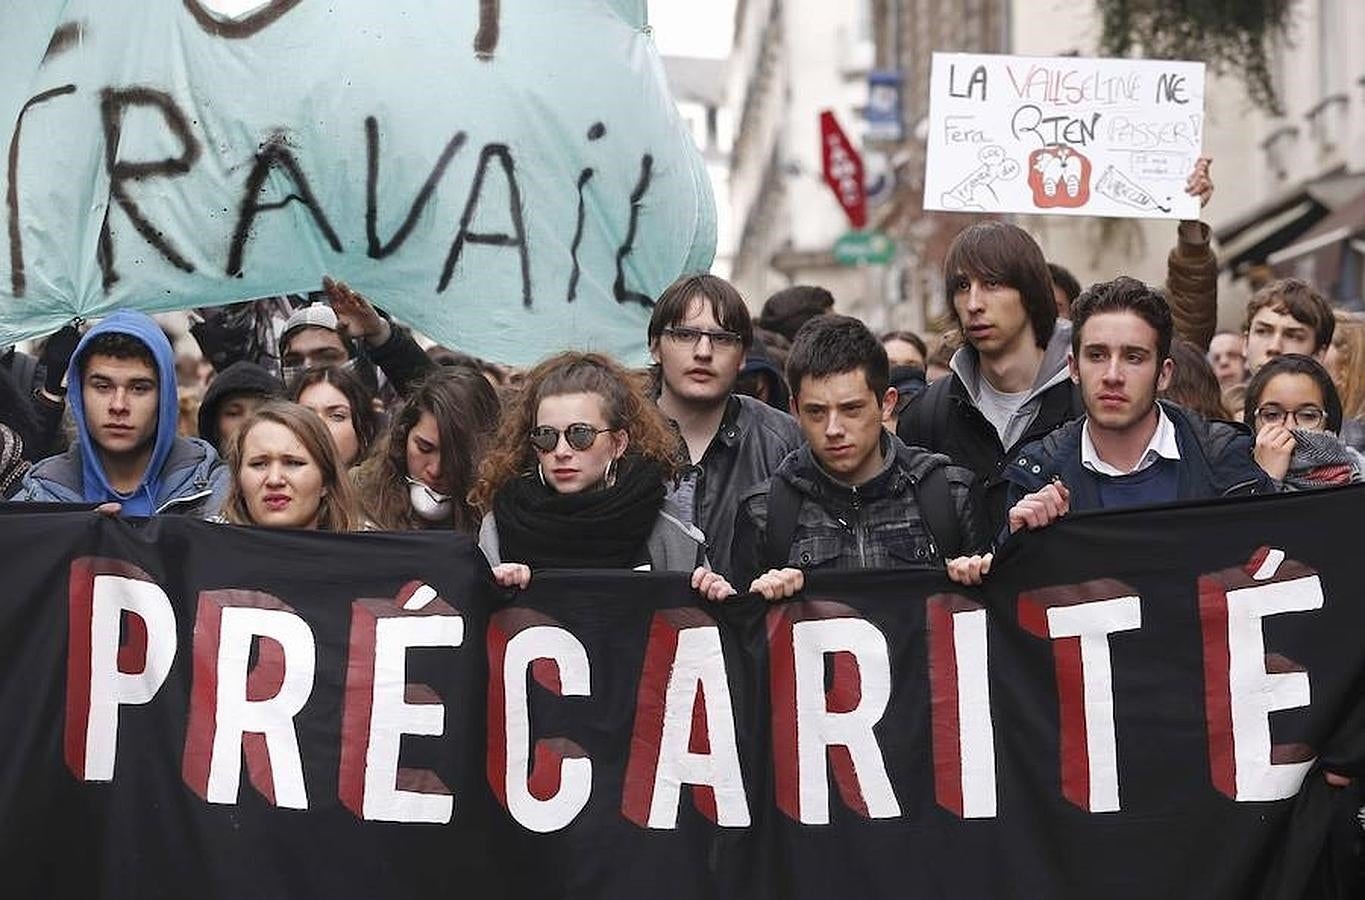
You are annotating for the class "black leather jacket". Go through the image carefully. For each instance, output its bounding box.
[663,394,802,579]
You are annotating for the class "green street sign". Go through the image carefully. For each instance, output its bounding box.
[833,230,895,266]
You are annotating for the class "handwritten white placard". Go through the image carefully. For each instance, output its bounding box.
[924,52,1205,220]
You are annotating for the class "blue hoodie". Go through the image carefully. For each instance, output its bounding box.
[65,311,183,514]
[15,310,228,515]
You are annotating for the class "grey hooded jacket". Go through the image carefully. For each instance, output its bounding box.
[16,436,230,517]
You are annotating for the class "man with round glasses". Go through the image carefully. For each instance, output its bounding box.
[649,274,802,579]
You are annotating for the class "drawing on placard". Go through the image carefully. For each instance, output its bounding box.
[939,145,1021,211]
[1094,165,1171,213]
[1027,146,1090,209]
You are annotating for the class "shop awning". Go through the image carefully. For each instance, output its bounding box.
[1214,170,1365,273]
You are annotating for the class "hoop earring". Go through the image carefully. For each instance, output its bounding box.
[537,464,547,487]
[605,456,618,489]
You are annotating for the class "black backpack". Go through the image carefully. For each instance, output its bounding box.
[761,463,961,569]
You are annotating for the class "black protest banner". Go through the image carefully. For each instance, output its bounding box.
[1,488,1363,899]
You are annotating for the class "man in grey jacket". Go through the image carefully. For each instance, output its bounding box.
[651,274,802,578]
[897,222,1082,536]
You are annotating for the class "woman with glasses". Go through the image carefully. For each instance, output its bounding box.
[1244,354,1363,489]
[471,352,734,600]
[356,366,501,532]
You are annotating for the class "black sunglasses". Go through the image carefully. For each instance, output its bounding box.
[529,423,609,453]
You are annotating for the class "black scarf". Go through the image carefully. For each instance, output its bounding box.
[493,456,666,569]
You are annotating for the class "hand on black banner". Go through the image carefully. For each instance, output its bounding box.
[1008,481,1070,533]
[1254,424,1295,482]
[749,567,803,601]
[691,566,737,602]
[491,562,531,589]
[94,502,121,517]
[947,553,993,586]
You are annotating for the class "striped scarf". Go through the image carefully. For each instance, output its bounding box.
[1283,429,1365,491]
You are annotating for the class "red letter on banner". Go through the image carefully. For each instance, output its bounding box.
[1019,580,1141,813]
[621,609,749,829]
[770,601,901,824]
[339,582,463,824]
[182,589,316,809]
[65,558,178,782]
[487,608,593,833]
[1199,546,1320,801]
[926,593,997,819]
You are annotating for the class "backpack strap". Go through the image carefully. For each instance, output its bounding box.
[762,477,803,571]
[898,375,951,453]
[8,350,38,395]
[914,463,961,560]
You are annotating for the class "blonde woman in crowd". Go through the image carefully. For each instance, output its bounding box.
[221,401,366,532]
[1325,309,1365,450]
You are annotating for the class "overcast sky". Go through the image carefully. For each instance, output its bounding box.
[650,0,734,58]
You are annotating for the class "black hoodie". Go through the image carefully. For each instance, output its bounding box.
[196,361,284,451]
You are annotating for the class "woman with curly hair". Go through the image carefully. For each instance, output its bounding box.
[471,352,733,600]
[356,366,501,533]
[221,401,365,531]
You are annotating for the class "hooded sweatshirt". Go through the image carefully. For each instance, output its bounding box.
[740,341,791,411]
[948,318,1073,452]
[64,311,187,515]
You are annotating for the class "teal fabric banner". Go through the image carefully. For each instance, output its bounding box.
[0,1,715,364]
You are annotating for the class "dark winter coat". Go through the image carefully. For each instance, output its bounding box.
[664,394,802,579]
[1003,401,1276,512]
[897,324,1082,538]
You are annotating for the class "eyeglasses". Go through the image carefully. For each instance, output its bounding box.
[281,355,357,387]
[662,326,744,350]
[529,423,610,453]
[1254,404,1326,429]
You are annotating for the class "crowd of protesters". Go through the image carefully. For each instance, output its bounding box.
[0,158,1362,595]
[0,158,1360,592]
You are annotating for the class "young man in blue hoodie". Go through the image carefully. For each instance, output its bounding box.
[15,310,229,517]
